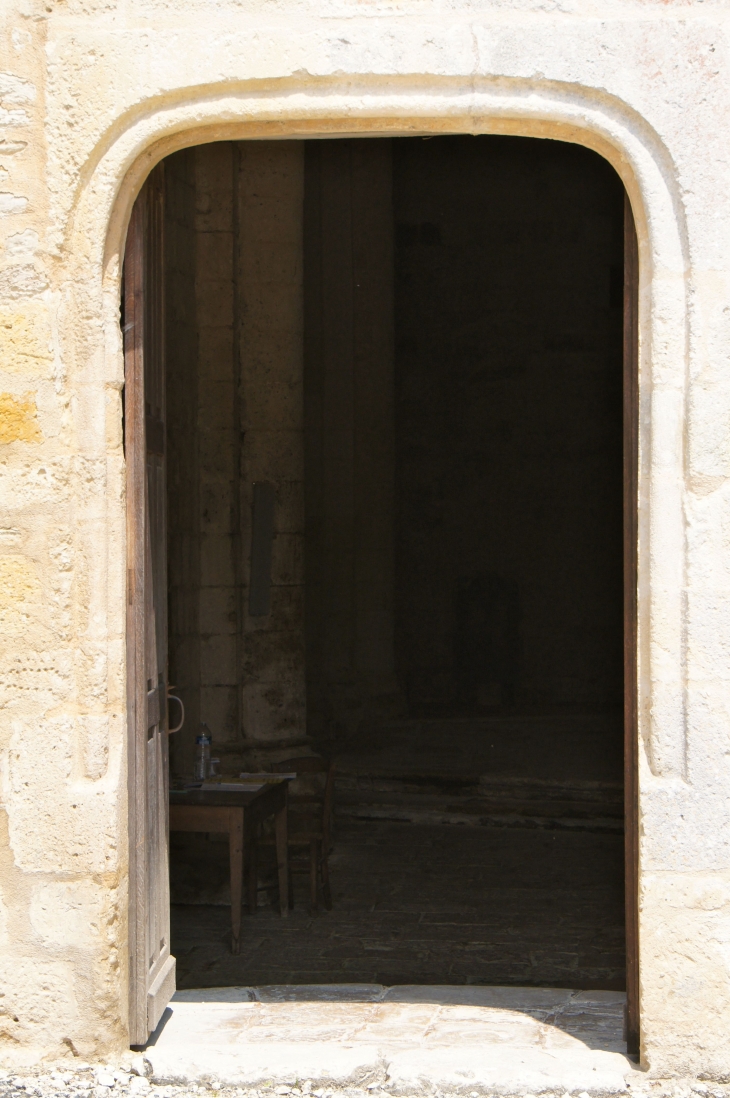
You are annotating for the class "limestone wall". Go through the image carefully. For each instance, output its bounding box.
[0,0,727,1077]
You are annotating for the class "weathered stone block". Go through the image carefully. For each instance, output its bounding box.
[199,535,235,587]
[199,585,237,635]
[200,633,237,686]
[199,684,238,742]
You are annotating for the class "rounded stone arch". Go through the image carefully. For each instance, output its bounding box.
[67,79,689,1067]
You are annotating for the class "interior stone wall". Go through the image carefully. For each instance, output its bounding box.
[392,135,625,718]
[167,143,240,775]
[237,140,307,763]
[304,139,402,750]
[303,135,623,751]
[165,147,200,779]
[170,138,403,765]
[194,143,240,764]
[167,142,307,775]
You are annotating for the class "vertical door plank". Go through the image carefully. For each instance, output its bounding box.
[623,192,640,1057]
[125,179,147,1048]
[124,164,175,1047]
[144,164,174,1037]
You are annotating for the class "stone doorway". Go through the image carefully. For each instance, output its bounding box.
[157,134,633,1022]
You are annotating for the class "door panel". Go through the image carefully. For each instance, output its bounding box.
[623,193,640,1057]
[124,163,175,1046]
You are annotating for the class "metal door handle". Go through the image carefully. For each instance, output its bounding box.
[167,694,185,733]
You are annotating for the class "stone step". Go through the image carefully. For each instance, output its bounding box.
[334,772,623,833]
[336,801,623,832]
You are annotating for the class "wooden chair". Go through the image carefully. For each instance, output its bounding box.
[269,756,335,911]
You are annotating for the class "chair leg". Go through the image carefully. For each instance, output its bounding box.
[310,838,319,911]
[246,827,258,915]
[288,862,294,910]
[274,804,289,918]
[321,846,332,911]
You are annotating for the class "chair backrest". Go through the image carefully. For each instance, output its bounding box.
[273,756,335,841]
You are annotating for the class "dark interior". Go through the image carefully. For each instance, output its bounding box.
[394,137,624,721]
[165,135,626,991]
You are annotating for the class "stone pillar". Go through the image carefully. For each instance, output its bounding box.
[351,142,399,721]
[194,144,239,756]
[236,141,307,759]
[165,147,200,778]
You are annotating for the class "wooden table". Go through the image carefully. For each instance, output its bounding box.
[169,783,288,954]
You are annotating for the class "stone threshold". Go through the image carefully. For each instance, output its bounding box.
[142,985,639,1095]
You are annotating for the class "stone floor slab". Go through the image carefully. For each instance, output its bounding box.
[145,985,638,1094]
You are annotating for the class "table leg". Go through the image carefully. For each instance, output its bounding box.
[229,808,244,955]
[275,802,289,917]
[246,820,258,916]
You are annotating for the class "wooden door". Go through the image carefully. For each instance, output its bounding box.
[623,193,640,1057]
[124,163,176,1046]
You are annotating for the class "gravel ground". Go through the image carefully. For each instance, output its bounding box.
[0,1064,728,1098]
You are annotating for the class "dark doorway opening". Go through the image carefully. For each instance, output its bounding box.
[149,135,632,1017]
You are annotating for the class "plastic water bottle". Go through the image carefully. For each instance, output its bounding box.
[194,729,211,781]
